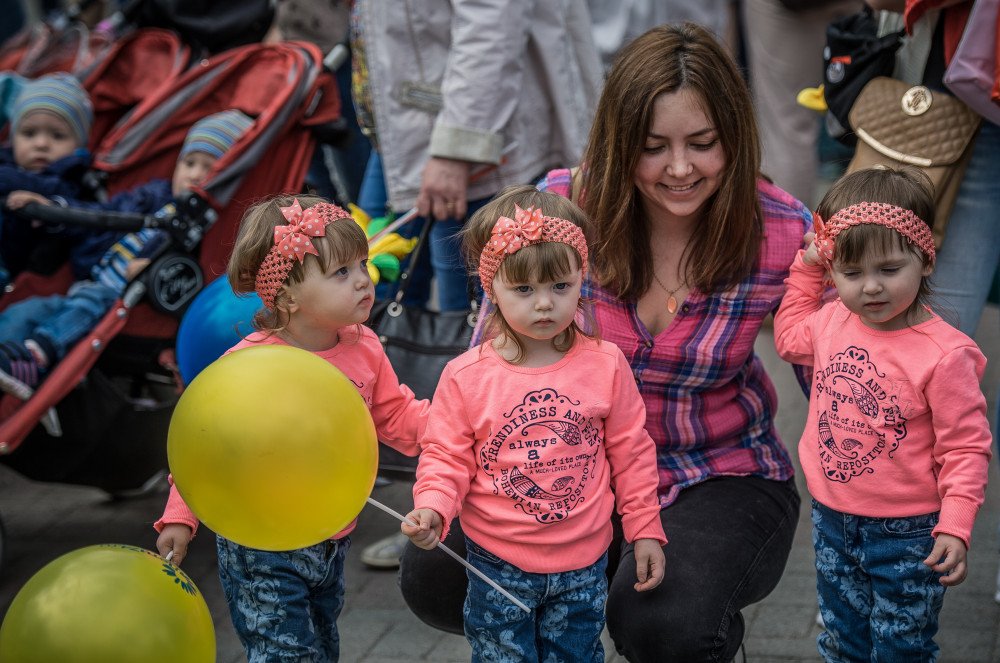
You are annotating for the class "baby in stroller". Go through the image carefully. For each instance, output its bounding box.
[0,109,253,399]
[0,73,93,287]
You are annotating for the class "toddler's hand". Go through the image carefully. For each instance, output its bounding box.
[801,231,822,267]
[633,538,665,592]
[923,533,967,586]
[5,190,53,210]
[401,508,443,550]
[156,523,194,566]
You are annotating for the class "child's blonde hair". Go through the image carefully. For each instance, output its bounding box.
[227,194,369,335]
[462,185,595,363]
[816,166,936,319]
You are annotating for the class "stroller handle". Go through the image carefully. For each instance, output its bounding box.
[13,201,152,232]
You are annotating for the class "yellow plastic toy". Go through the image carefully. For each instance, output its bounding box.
[349,204,417,284]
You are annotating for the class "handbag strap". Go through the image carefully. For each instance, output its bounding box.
[392,216,433,304]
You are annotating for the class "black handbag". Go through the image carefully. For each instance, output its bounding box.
[823,6,906,145]
[367,218,478,477]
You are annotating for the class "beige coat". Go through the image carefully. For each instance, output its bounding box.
[353,0,603,210]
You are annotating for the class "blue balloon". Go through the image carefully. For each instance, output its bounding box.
[176,275,261,385]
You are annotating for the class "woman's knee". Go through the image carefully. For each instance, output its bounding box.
[605,585,744,662]
[398,539,467,635]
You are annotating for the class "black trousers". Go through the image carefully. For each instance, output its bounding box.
[398,475,800,662]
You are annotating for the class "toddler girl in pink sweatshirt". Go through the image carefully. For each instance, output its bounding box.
[402,185,666,662]
[154,194,428,662]
[774,166,992,662]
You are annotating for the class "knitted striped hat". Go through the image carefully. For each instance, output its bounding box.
[180,110,254,160]
[11,73,92,146]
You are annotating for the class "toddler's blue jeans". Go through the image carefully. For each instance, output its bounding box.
[462,537,607,663]
[216,536,350,662]
[811,500,945,662]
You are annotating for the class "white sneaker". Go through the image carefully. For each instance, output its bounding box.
[360,532,408,569]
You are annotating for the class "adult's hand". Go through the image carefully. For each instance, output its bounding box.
[416,157,472,221]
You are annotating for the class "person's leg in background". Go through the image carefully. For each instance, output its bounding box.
[360,152,433,308]
[428,196,490,312]
[329,45,371,205]
[399,517,468,634]
[929,120,1000,600]
[743,0,862,207]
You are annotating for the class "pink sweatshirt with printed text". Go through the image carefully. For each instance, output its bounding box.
[413,336,667,574]
[774,251,992,546]
[155,326,429,541]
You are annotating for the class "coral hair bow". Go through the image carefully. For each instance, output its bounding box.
[812,212,835,268]
[488,205,545,255]
[273,198,329,262]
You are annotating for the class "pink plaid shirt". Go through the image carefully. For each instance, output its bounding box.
[475,170,811,505]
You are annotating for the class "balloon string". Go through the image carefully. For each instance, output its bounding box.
[364,497,530,613]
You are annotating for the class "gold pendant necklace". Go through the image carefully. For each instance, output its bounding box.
[652,272,687,314]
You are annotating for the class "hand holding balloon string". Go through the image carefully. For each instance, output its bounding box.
[365,497,530,613]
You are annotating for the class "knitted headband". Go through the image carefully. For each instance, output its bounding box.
[181,109,254,160]
[478,205,589,299]
[11,73,92,146]
[813,201,936,269]
[254,198,353,309]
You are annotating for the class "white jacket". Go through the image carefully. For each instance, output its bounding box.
[354,0,603,210]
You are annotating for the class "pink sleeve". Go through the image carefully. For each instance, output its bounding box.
[369,350,430,456]
[604,350,667,545]
[411,364,477,541]
[773,250,826,365]
[927,346,993,547]
[152,474,200,534]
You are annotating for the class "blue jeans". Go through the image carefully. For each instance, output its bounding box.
[811,500,945,663]
[463,537,607,663]
[931,120,1000,521]
[216,536,350,663]
[0,281,117,360]
[932,120,1000,336]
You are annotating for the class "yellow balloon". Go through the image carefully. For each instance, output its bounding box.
[0,544,215,662]
[167,344,378,551]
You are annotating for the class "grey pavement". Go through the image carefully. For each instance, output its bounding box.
[1,306,998,662]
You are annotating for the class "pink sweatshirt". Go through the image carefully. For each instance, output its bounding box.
[413,336,667,574]
[155,325,429,540]
[774,252,992,546]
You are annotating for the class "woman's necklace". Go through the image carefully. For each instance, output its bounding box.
[652,272,688,314]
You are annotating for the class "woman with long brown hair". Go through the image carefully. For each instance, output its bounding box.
[400,23,810,661]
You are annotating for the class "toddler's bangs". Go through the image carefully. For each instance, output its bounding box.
[287,219,369,283]
[835,224,927,265]
[497,242,582,284]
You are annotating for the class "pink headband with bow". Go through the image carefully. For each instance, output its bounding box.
[478,205,588,299]
[813,201,936,269]
[254,198,352,309]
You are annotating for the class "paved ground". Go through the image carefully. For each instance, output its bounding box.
[1,306,998,662]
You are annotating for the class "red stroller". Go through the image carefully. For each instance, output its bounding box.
[0,41,340,499]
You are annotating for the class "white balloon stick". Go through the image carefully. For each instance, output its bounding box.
[364,497,530,613]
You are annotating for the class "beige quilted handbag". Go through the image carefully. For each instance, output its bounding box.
[847,77,981,248]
